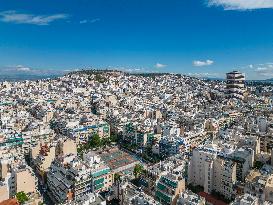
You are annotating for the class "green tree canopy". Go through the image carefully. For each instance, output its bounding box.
[89,133,102,148]
[133,164,144,179]
[114,173,121,182]
[254,161,264,170]
[110,133,119,143]
[16,191,29,204]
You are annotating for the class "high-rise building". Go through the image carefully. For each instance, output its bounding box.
[188,144,254,201]
[226,71,246,99]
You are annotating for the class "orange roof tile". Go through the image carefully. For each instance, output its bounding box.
[0,198,19,205]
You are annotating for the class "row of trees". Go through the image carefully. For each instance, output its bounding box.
[77,133,118,156]
[114,164,144,185]
[113,164,144,182]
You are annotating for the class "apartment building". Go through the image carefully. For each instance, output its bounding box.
[159,137,184,157]
[47,153,113,204]
[56,138,77,156]
[155,173,185,205]
[231,194,260,205]
[69,121,110,144]
[47,154,92,203]
[113,181,160,205]
[0,182,9,202]
[244,170,273,203]
[83,152,114,193]
[176,190,205,205]
[226,71,246,100]
[33,143,56,182]
[0,159,9,180]
[9,164,38,197]
[122,122,154,148]
[188,144,254,200]
[60,192,106,205]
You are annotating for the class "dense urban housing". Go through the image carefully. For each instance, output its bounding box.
[0,70,272,205]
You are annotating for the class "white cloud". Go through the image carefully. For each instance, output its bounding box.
[237,62,273,79]
[90,18,100,23]
[155,63,167,68]
[79,19,88,24]
[256,67,267,71]
[254,63,273,77]
[104,66,144,73]
[193,59,214,67]
[188,72,222,78]
[0,65,69,77]
[0,10,68,25]
[207,0,273,10]
[80,18,100,24]
[16,65,31,71]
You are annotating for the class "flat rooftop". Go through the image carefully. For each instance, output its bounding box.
[98,148,138,171]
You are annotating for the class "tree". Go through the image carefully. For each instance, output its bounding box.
[114,173,121,183]
[254,161,264,170]
[133,164,144,179]
[110,133,119,143]
[77,144,86,159]
[101,137,111,146]
[16,191,29,204]
[89,134,101,148]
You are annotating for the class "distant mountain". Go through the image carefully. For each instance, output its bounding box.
[1,67,272,83]
[202,77,224,81]
[0,74,62,82]
[0,67,68,82]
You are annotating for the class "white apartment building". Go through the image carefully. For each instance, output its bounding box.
[188,144,254,200]
[231,194,260,205]
[176,190,205,205]
[244,170,273,203]
[47,153,113,204]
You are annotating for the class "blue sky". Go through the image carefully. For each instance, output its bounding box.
[0,0,273,79]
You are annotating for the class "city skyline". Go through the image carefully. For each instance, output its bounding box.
[1,1,273,204]
[1,0,273,80]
